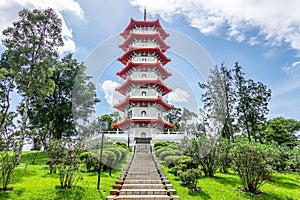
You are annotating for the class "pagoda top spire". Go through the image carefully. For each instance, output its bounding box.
[144,9,146,21]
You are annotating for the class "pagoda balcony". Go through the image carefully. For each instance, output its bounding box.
[131,42,158,48]
[131,74,158,80]
[132,56,157,63]
[132,27,157,34]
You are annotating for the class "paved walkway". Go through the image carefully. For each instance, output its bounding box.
[106,144,180,200]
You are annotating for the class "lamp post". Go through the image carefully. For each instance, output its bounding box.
[97,121,108,190]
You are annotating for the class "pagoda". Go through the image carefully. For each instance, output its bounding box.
[113,10,174,144]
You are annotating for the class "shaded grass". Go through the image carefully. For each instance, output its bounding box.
[0,151,129,200]
[162,166,300,200]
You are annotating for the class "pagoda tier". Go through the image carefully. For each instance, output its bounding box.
[120,18,169,40]
[116,61,172,80]
[114,96,174,112]
[119,32,170,52]
[118,47,171,66]
[112,117,174,130]
[115,77,172,96]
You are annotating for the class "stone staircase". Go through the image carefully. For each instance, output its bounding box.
[106,144,180,200]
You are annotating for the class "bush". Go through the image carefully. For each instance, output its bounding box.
[57,142,83,189]
[291,146,300,174]
[218,138,233,173]
[115,142,128,150]
[164,156,179,168]
[159,151,176,160]
[155,147,172,158]
[106,147,122,164]
[178,168,201,189]
[231,140,274,194]
[0,151,27,191]
[171,155,195,176]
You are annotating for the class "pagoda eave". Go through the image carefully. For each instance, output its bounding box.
[120,18,169,40]
[114,96,173,112]
[116,61,172,80]
[118,47,171,66]
[115,78,172,96]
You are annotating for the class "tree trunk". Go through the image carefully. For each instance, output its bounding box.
[15,96,29,164]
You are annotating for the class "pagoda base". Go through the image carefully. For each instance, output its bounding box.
[134,137,152,144]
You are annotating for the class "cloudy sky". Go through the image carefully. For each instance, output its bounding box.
[1,0,300,120]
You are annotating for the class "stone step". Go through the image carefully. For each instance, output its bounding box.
[118,184,173,189]
[106,195,180,200]
[118,189,177,196]
[123,180,170,184]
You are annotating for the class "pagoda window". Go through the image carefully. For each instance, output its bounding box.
[141,111,146,116]
[142,74,146,78]
[141,91,146,96]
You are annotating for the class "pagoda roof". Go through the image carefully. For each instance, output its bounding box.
[116,61,172,80]
[112,117,174,130]
[115,77,172,96]
[114,96,173,112]
[119,32,170,52]
[118,47,171,66]
[120,18,169,40]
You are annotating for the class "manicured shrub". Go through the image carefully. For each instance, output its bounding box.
[231,140,274,194]
[155,147,172,158]
[164,156,179,168]
[107,147,122,164]
[159,151,176,160]
[178,168,201,189]
[115,142,128,150]
[171,155,195,176]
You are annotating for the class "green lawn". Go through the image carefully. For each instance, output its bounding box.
[162,166,300,200]
[0,151,128,200]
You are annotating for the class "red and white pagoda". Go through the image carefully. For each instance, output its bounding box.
[113,11,174,143]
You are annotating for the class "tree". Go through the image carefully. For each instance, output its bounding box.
[2,8,63,163]
[233,63,271,142]
[0,58,17,150]
[263,117,300,148]
[28,54,97,142]
[165,107,182,131]
[199,64,235,142]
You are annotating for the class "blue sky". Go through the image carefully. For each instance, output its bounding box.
[1,0,300,121]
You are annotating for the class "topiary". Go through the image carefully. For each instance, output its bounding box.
[164,156,179,168]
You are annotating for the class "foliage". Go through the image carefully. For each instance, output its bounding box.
[171,155,195,176]
[165,107,182,131]
[291,146,300,174]
[263,117,300,148]
[185,137,220,177]
[164,156,179,168]
[233,63,272,142]
[159,151,176,160]
[2,8,64,163]
[0,151,27,191]
[178,168,201,189]
[47,139,65,173]
[57,143,82,189]
[218,138,233,173]
[199,64,235,142]
[231,139,274,193]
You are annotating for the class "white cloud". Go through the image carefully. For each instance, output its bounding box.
[283,61,300,74]
[0,0,85,53]
[167,88,190,103]
[130,0,300,51]
[100,80,121,107]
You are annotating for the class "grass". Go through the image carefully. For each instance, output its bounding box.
[162,166,300,200]
[0,151,129,200]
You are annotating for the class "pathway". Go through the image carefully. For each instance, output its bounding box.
[106,143,180,200]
